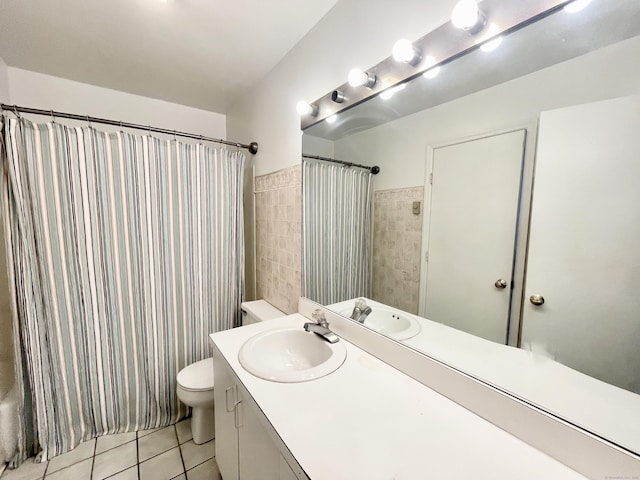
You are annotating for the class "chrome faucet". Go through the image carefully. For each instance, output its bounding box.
[304,309,339,344]
[350,298,372,323]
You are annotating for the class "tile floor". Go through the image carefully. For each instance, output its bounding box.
[0,418,222,480]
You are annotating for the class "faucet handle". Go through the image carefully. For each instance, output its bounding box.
[355,298,368,310]
[312,308,328,327]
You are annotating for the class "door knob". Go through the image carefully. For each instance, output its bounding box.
[530,294,545,306]
[494,279,508,289]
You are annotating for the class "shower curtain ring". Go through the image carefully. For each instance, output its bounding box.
[13,106,21,119]
[173,130,177,141]
[50,110,55,123]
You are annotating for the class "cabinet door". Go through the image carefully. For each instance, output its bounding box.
[522,95,640,393]
[237,394,281,480]
[213,353,239,480]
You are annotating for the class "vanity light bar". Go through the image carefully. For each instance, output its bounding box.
[300,0,574,130]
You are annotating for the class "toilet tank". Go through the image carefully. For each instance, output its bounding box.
[240,300,285,326]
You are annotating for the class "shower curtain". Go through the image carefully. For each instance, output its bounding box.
[302,159,373,305]
[0,116,245,465]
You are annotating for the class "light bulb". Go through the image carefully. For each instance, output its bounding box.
[348,68,367,87]
[564,0,592,13]
[479,23,503,52]
[348,68,376,88]
[422,56,441,79]
[296,101,317,116]
[392,39,420,65]
[451,0,480,30]
[325,115,337,125]
[380,84,406,100]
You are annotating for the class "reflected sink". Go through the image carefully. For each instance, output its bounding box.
[238,328,347,383]
[341,306,421,340]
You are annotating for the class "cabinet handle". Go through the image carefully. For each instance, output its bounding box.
[234,401,243,429]
[225,386,236,412]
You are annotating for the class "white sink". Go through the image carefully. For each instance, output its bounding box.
[238,327,347,383]
[341,306,421,340]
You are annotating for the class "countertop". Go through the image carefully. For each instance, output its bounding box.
[328,297,640,454]
[209,314,587,480]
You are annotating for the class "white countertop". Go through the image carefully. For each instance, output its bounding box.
[209,314,587,480]
[328,298,640,453]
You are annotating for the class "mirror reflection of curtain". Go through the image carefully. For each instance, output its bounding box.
[302,159,373,305]
[1,117,245,465]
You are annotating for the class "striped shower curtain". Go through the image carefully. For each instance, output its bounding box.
[302,159,373,305]
[0,116,245,464]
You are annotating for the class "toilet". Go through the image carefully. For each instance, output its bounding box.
[176,300,284,444]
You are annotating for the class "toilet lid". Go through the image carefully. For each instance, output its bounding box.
[177,358,214,391]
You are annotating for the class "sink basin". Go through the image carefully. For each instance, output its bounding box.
[238,328,347,382]
[341,306,421,340]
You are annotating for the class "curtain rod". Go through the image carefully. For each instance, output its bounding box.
[302,154,380,175]
[0,103,259,155]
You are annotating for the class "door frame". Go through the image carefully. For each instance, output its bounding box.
[418,125,535,346]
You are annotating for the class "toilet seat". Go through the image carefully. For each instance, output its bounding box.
[177,358,214,392]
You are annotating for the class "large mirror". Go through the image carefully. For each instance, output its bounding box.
[302,0,640,456]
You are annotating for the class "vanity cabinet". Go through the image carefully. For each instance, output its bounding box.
[213,351,240,479]
[213,348,307,480]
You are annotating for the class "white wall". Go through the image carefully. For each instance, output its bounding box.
[227,0,458,176]
[301,135,334,158]
[334,35,640,191]
[7,68,226,138]
[0,56,9,103]
[0,57,12,367]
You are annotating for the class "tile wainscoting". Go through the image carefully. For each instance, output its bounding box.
[372,186,424,314]
[254,165,302,314]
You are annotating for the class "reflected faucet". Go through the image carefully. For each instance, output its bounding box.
[304,309,339,344]
[350,298,372,323]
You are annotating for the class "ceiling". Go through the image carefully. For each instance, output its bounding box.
[0,0,340,113]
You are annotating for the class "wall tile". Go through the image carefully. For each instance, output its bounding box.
[372,187,424,314]
[254,165,301,314]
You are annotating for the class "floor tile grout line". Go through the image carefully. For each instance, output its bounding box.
[94,437,137,457]
[41,454,50,479]
[184,456,215,476]
[90,438,97,480]
[94,441,138,480]
[174,425,187,477]
[138,443,180,465]
[95,436,137,457]
[136,433,140,480]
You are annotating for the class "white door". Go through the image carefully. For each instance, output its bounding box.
[423,130,525,343]
[522,95,640,394]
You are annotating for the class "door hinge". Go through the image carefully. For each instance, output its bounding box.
[425,251,429,262]
[429,172,433,185]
